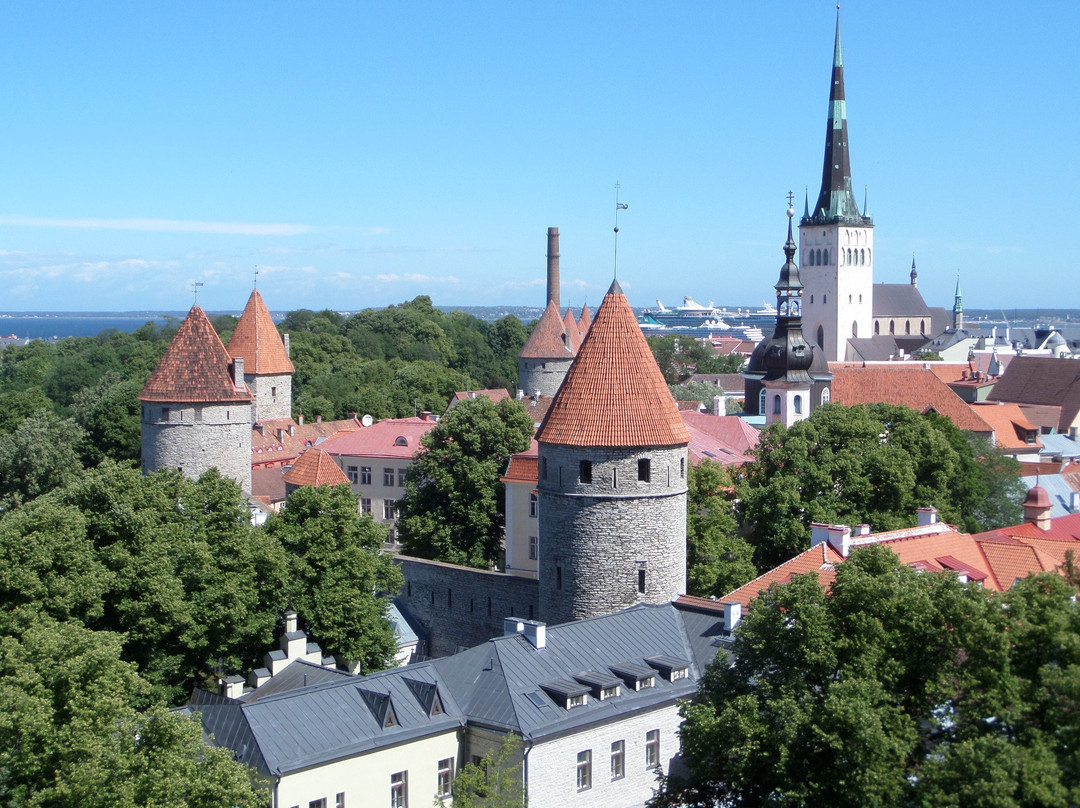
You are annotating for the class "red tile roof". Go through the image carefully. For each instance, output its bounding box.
[250,416,362,468]
[717,543,844,608]
[318,416,438,459]
[578,303,592,332]
[987,356,1080,432]
[282,447,350,487]
[681,411,760,466]
[140,306,253,403]
[501,439,540,484]
[970,401,1042,451]
[448,389,511,408]
[250,466,287,503]
[227,289,294,375]
[537,281,691,448]
[519,300,574,359]
[829,364,992,433]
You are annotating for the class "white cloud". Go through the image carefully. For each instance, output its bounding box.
[0,215,333,236]
[372,273,459,284]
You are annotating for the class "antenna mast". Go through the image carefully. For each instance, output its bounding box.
[613,182,628,279]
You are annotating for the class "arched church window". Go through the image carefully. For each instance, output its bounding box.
[816,249,822,265]
[810,294,814,303]
[759,389,766,414]
[807,250,814,267]
[852,321,858,338]
[817,325,825,349]
[921,320,926,335]
[823,249,829,264]
[794,395,802,415]
[823,294,827,304]
[874,321,880,335]
[821,387,831,405]
[889,320,895,334]
[773,395,781,415]
[848,295,852,304]
[905,320,911,335]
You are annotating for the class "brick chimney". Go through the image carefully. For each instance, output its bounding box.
[546,227,560,310]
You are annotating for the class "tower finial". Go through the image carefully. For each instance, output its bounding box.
[613,182,628,281]
[254,265,259,289]
[192,281,204,305]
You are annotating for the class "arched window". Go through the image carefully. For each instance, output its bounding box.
[848,248,853,264]
[810,294,814,303]
[848,295,852,304]
[816,248,822,265]
[807,250,815,267]
[773,395,781,415]
[821,387,831,405]
[759,389,767,414]
[874,321,880,335]
[823,249,829,264]
[817,325,825,349]
[905,320,911,335]
[793,395,802,415]
[889,320,895,334]
[852,321,858,338]
[920,320,926,335]
[823,294,828,304]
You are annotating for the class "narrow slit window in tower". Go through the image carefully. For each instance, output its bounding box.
[580,460,592,484]
[638,459,651,482]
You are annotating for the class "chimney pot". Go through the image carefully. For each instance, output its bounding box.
[233,356,244,387]
[276,428,285,442]
[916,506,938,526]
[298,411,304,425]
[283,333,291,357]
[713,394,726,417]
[517,389,524,400]
[316,414,322,424]
[284,611,298,633]
[503,617,524,637]
[288,424,295,437]
[723,601,742,632]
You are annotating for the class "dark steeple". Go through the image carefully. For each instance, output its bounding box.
[804,10,872,227]
[910,255,918,287]
[760,204,813,382]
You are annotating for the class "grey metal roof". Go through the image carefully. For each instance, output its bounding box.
[431,602,724,742]
[1040,433,1080,459]
[240,659,353,703]
[1022,475,1078,518]
[872,284,932,318]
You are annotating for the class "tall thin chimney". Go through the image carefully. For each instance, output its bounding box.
[546,227,560,310]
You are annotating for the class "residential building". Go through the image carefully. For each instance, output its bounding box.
[987,355,1080,438]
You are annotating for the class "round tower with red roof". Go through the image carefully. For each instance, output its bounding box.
[139,306,254,492]
[536,279,690,624]
[227,289,294,422]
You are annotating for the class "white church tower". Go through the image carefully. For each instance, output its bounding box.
[799,9,874,362]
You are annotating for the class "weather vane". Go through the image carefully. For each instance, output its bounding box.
[192,281,204,303]
[613,182,629,280]
[254,265,259,288]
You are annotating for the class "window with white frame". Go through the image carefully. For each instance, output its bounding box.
[437,758,454,799]
[611,740,625,780]
[576,750,592,791]
[346,465,359,484]
[383,468,395,487]
[398,468,407,487]
[383,499,397,520]
[528,535,538,561]
[360,466,372,485]
[390,771,407,808]
[309,800,326,808]
[360,498,372,514]
[645,729,660,769]
[529,492,538,517]
[335,793,345,808]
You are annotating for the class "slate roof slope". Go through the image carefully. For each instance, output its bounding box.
[537,280,690,448]
[282,447,350,488]
[140,306,252,403]
[987,356,1080,432]
[191,662,463,777]
[872,284,932,318]
[829,364,993,434]
[519,300,574,359]
[431,603,717,742]
[227,289,294,375]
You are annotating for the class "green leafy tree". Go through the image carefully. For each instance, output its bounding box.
[440,733,526,808]
[71,373,143,465]
[739,403,1025,570]
[686,461,756,598]
[0,410,85,512]
[398,397,534,568]
[264,484,402,672]
[0,615,262,808]
[655,547,1080,808]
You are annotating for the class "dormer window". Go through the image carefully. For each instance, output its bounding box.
[395,436,408,446]
[541,680,591,709]
[574,671,623,701]
[646,655,691,682]
[609,662,657,691]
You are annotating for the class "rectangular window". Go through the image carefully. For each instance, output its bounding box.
[398,468,407,487]
[360,466,372,485]
[384,468,395,487]
[390,771,407,808]
[638,568,647,594]
[638,458,651,482]
[611,740,625,780]
[272,386,278,397]
[568,693,586,708]
[646,729,660,769]
[576,750,592,791]
[309,800,326,808]
[336,794,345,808]
[437,758,454,799]
[579,460,592,484]
[556,566,562,590]
[361,498,372,514]
[529,492,538,517]
[383,499,397,520]
[528,535,538,561]
[161,407,170,422]
[346,465,359,484]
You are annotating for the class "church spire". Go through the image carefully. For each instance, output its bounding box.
[806,8,870,226]
[910,255,918,287]
[953,272,964,330]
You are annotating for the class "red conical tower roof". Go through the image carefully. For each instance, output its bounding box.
[537,280,689,448]
[140,306,252,403]
[282,447,350,488]
[227,289,294,375]
[519,300,573,359]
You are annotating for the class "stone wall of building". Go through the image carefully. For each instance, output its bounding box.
[396,556,540,658]
[141,401,253,493]
[518,358,573,399]
[537,443,687,624]
[247,372,292,422]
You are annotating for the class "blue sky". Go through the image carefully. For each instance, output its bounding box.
[0,2,1075,313]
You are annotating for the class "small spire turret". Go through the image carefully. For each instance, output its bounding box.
[910,255,918,287]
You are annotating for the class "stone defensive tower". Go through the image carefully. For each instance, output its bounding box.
[139,305,253,493]
[227,289,294,422]
[536,279,690,624]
